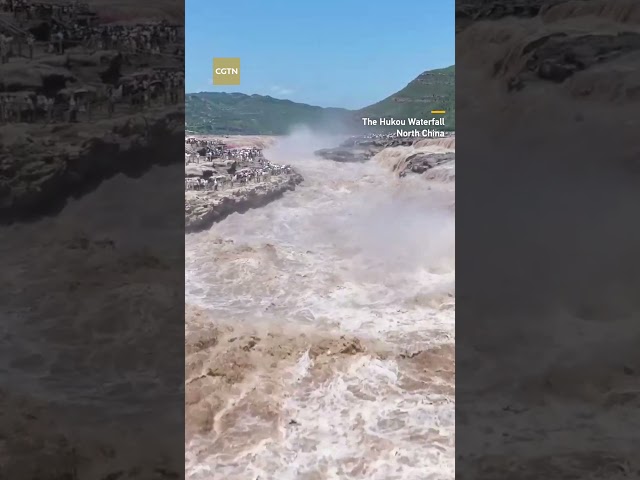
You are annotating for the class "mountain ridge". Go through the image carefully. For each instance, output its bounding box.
[186,65,455,135]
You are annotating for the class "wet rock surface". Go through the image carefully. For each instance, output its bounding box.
[314,147,374,163]
[508,32,640,89]
[399,151,456,177]
[315,136,417,163]
[184,135,304,230]
[456,1,640,479]
[457,0,566,24]
[1,2,185,478]
[185,171,304,233]
[458,0,640,97]
[0,0,184,224]
[0,107,184,222]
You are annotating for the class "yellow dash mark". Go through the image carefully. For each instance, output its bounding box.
[431,110,446,114]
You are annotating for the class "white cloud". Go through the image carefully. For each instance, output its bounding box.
[270,85,294,96]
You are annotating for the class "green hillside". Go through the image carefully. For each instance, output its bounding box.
[185,65,455,134]
[185,92,354,135]
[358,65,455,130]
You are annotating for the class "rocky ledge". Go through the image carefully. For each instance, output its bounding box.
[315,136,416,163]
[398,152,456,179]
[0,106,184,223]
[185,171,304,232]
[314,147,374,163]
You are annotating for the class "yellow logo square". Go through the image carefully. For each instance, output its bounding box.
[213,58,240,85]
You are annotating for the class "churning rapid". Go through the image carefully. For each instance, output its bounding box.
[185,129,455,479]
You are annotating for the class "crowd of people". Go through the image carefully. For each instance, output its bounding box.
[59,22,181,56]
[1,0,87,21]
[185,141,293,192]
[185,162,292,192]
[0,0,182,62]
[107,69,184,113]
[185,138,226,159]
[2,0,87,57]
[350,130,454,142]
[1,92,47,122]
[0,0,184,124]
[363,132,397,139]
[0,67,183,124]
[185,140,263,164]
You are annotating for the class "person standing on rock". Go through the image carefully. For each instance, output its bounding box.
[27,34,34,59]
[0,96,7,123]
[107,87,116,117]
[168,74,176,104]
[56,30,64,54]
[24,95,35,122]
[0,36,6,64]
[68,95,77,122]
[36,94,46,120]
[86,95,93,121]
[100,27,109,49]
[44,96,52,123]
[142,78,150,108]
[163,75,170,104]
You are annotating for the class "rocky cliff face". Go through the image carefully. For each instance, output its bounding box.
[400,152,456,177]
[372,137,456,181]
[185,172,304,233]
[314,136,416,163]
[457,0,640,101]
[0,107,184,223]
[455,2,640,479]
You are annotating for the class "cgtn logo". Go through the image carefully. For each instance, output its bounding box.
[213,58,240,85]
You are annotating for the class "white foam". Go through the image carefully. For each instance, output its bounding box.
[185,134,455,478]
[186,356,454,480]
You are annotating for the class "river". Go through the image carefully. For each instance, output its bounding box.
[185,130,455,480]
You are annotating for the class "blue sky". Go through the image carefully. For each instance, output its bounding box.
[186,0,454,109]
